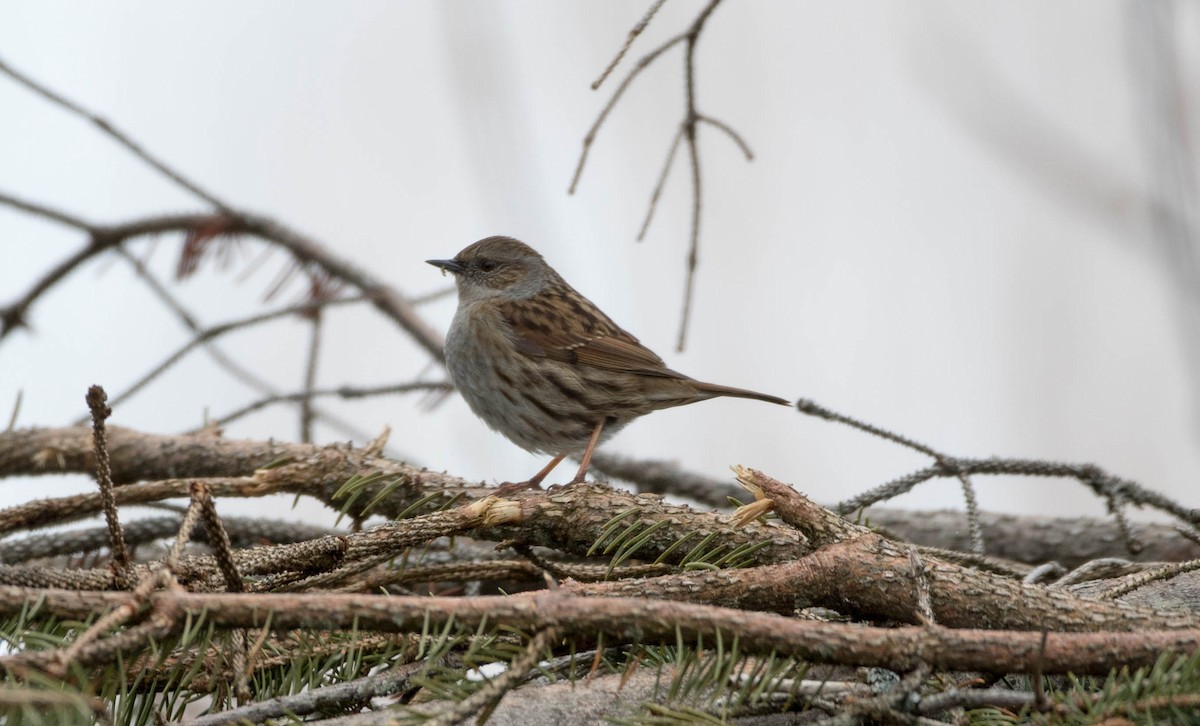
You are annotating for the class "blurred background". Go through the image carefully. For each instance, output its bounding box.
[2,1,1197,524]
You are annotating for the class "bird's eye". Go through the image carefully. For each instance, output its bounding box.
[478,259,498,272]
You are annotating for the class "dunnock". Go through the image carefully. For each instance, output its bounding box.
[428,236,788,487]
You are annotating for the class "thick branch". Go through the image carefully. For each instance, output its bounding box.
[563,535,1198,631]
[591,451,1200,565]
[2,588,1197,676]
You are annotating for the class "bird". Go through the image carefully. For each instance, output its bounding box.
[427,236,789,487]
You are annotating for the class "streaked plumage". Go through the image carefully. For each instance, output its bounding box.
[428,236,787,485]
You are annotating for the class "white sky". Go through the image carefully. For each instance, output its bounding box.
[1,2,1197,527]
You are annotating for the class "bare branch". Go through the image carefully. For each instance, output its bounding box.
[568,33,687,195]
[696,113,754,159]
[0,189,92,230]
[82,294,367,423]
[208,381,452,429]
[636,126,685,241]
[3,588,1198,676]
[590,0,669,90]
[0,207,447,361]
[300,309,323,444]
[571,0,752,351]
[678,94,702,352]
[0,55,232,212]
[188,660,425,726]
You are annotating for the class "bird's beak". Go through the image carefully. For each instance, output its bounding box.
[426,258,465,275]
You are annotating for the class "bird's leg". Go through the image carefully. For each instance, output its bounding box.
[528,454,567,487]
[494,420,604,493]
[568,420,606,485]
[493,454,566,496]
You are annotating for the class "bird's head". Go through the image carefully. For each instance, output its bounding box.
[427,236,553,303]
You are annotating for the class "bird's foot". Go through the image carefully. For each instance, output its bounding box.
[493,480,542,497]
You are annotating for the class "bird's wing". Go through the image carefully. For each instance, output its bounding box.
[496,289,688,379]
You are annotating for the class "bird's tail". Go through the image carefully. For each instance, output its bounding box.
[692,381,790,406]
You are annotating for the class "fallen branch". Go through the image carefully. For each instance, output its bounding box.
[1,587,1196,677]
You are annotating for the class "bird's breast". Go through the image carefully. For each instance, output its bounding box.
[447,302,509,365]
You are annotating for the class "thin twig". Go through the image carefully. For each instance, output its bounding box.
[798,398,1199,556]
[192,482,244,593]
[569,32,688,196]
[207,381,452,429]
[800,395,988,552]
[332,560,544,594]
[915,686,1042,716]
[0,477,296,539]
[696,114,754,159]
[637,126,686,241]
[829,664,931,726]
[167,499,206,565]
[117,246,301,399]
[591,0,670,90]
[0,189,92,231]
[86,385,132,587]
[954,474,986,555]
[796,398,942,458]
[674,5,709,352]
[0,512,338,565]
[1098,557,1200,600]
[427,628,560,726]
[101,257,386,443]
[1104,490,1144,554]
[0,202,447,361]
[5,390,20,432]
[48,568,175,678]
[1,236,102,336]
[0,55,233,212]
[81,294,366,423]
[188,660,424,726]
[574,0,753,350]
[300,308,324,443]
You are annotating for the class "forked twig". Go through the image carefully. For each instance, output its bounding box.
[572,0,749,351]
[797,398,986,554]
[590,0,669,91]
[0,57,448,451]
[797,398,1200,555]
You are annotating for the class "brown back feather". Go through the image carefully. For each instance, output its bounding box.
[499,281,790,406]
[497,283,690,379]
